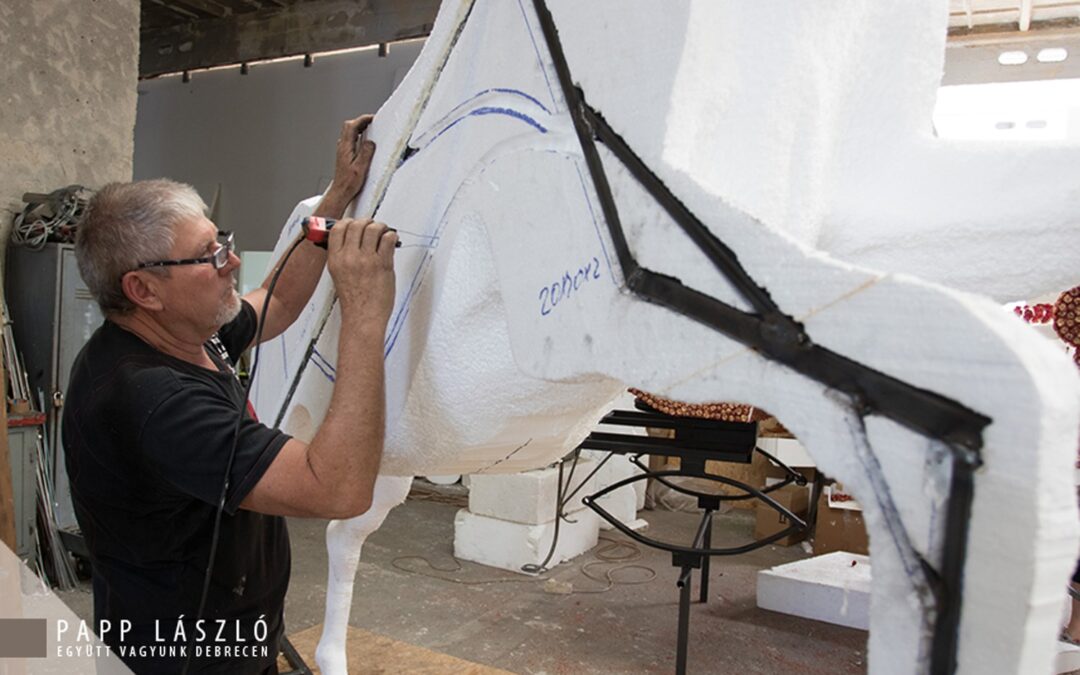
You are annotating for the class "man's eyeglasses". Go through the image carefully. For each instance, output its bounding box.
[137,231,235,270]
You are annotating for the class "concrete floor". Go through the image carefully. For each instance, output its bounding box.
[56,490,867,674]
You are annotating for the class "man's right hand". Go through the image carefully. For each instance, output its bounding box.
[327,218,398,324]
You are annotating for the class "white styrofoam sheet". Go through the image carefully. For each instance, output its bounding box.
[453,507,601,573]
[757,551,871,631]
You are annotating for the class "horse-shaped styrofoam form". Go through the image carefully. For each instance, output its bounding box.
[251,1,1080,673]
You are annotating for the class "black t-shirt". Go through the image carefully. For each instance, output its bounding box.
[63,300,291,674]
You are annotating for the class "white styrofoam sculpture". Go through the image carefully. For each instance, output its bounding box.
[250,1,1080,673]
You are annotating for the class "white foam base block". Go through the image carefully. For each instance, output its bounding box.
[580,449,645,529]
[453,508,600,573]
[467,460,597,525]
[595,484,638,530]
[423,474,461,485]
[758,437,815,468]
[757,551,871,631]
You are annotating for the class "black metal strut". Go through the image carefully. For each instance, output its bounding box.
[530,1,990,672]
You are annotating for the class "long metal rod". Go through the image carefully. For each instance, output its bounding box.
[676,567,692,675]
[700,512,713,603]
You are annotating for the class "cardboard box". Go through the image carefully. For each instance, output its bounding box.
[754,484,810,546]
[812,488,869,555]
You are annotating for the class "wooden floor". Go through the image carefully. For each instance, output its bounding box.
[280,624,514,675]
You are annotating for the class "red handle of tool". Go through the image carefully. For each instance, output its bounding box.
[301,216,334,248]
[300,216,400,248]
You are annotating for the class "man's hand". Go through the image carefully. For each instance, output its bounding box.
[327,218,398,324]
[317,115,377,218]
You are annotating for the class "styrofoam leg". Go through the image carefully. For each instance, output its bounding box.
[315,475,413,675]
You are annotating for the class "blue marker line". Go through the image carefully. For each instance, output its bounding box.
[515,0,557,109]
[575,162,617,285]
[384,99,552,360]
[280,336,289,374]
[426,107,547,149]
[438,88,551,123]
[383,248,436,358]
[310,359,335,383]
[311,347,336,374]
[488,87,551,114]
[310,347,337,383]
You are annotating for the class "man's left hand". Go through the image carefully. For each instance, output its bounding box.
[317,114,377,218]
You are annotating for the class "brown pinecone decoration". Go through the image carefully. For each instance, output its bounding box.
[1053,285,1080,366]
[628,387,756,422]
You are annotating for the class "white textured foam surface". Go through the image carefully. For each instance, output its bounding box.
[467,459,596,525]
[757,552,872,631]
[453,507,600,573]
[249,2,1080,673]
[581,449,646,529]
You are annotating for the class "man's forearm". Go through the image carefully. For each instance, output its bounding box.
[259,187,353,324]
[304,315,386,511]
[312,187,353,221]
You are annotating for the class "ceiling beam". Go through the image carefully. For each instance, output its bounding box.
[147,0,201,21]
[170,0,231,19]
[948,16,1080,43]
[944,30,1080,84]
[139,0,440,78]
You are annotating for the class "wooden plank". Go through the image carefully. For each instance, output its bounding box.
[279,624,514,675]
[139,0,440,78]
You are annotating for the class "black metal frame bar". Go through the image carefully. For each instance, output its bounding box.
[585,470,813,556]
[530,2,991,671]
[279,635,312,675]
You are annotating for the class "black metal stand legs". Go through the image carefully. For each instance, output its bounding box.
[577,406,823,674]
[671,495,720,675]
[279,635,312,675]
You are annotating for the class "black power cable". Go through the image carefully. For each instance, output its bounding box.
[182,235,305,674]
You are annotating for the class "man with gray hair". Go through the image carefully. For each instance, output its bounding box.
[63,114,398,674]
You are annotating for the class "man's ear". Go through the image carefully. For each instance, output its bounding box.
[120,271,166,312]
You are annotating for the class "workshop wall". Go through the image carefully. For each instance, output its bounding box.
[133,41,424,253]
[0,0,137,555]
[0,0,139,223]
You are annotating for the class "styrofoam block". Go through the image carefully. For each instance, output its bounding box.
[775,438,815,468]
[582,450,644,489]
[468,459,597,525]
[580,449,645,527]
[595,485,638,530]
[453,508,600,573]
[756,551,871,631]
[758,437,815,468]
[424,474,460,485]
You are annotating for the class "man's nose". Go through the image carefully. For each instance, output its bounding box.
[222,250,241,273]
